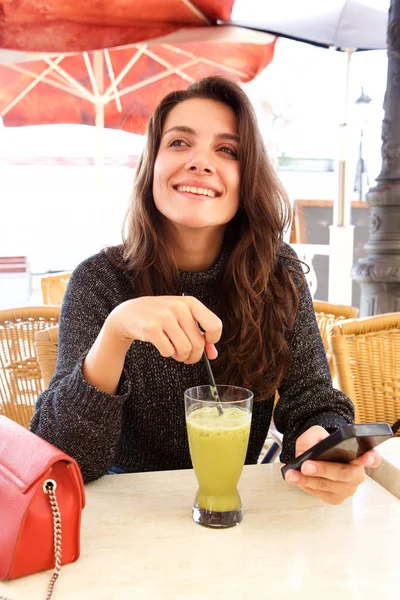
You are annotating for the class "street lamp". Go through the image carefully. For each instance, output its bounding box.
[354,87,372,201]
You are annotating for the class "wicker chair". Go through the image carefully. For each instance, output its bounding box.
[34,326,59,389]
[330,313,400,434]
[313,300,359,380]
[41,271,72,305]
[0,306,60,428]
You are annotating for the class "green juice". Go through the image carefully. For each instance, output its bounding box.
[186,406,251,513]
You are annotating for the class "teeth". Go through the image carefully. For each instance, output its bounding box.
[175,185,217,197]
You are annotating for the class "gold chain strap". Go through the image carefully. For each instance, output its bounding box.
[43,479,62,600]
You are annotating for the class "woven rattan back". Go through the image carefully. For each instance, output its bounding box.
[34,326,59,389]
[313,300,359,379]
[0,306,60,428]
[330,313,400,433]
[41,271,71,305]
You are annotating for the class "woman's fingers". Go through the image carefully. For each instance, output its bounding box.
[112,296,222,363]
[286,466,361,493]
[159,301,216,363]
[175,309,205,364]
[205,342,218,360]
[284,459,365,505]
[300,460,365,484]
[297,486,348,506]
[285,470,359,505]
[186,296,223,345]
[162,319,196,362]
[351,449,381,469]
[150,330,177,359]
[295,425,329,457]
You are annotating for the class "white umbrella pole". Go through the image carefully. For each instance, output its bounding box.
[328,48,355,306]
[94,51,105,250]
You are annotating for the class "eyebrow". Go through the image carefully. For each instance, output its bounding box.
[163,125,239,144]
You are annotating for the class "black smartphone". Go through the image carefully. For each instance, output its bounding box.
[281,422,393,479]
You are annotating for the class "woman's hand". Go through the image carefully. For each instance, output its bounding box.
[283,425,381,505]
[107,295,222,364]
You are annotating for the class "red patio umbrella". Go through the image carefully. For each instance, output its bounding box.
[0,0,276,133]
[0,26,276,134]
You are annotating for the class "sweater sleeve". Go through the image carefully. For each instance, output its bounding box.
[30,253,132,482]
[273,244,355,463]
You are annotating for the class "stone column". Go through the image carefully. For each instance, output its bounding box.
[351,0,400,316]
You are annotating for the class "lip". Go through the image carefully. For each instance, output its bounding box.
[172,180,222,196]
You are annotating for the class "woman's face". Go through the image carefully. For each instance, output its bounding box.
[153,98,240,233]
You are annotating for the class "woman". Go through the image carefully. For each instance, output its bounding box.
[31,75,379,503]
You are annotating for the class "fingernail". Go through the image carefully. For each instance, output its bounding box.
[302,462,317,475]
[366,455,375,467]
[286,471,300,483]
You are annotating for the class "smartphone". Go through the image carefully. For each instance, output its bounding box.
[281,422,393,479]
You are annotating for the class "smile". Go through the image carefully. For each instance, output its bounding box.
[174,185,219,198]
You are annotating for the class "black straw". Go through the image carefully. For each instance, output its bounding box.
[182,293,223,415]
[202,352,223,416]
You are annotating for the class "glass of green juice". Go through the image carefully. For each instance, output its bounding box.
[185,385,253,528]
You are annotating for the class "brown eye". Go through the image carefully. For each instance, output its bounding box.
[169,139,188,147]
[219,146,238,158]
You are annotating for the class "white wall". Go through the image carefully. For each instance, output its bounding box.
[0,164,134,273]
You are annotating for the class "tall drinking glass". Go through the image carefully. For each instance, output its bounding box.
[185,385,253,528]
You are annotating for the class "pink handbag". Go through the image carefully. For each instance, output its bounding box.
[0,415,85,597]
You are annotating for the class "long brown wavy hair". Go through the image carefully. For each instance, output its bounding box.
[118,75,301,401]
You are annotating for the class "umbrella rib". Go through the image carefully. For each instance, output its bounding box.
[83,52,100,98]
[3,62,95,101]
[103,46,147,100]
[161,44,249,77]
[180,0,211,24]
[104,49,122,112]
[143,48,176,70]
[45,69,81,88]
[1,56,65,116]
[108,59,200,101]
[6,61,94,96]
[43,57,95,102]
[143,48,193,82]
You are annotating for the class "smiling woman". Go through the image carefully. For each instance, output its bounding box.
[30,75,380,506]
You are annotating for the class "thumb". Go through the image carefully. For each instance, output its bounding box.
[295,425,330,457]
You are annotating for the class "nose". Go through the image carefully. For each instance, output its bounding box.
[185,152,215,175]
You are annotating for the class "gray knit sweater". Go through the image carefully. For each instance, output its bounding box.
[30,243,354,483]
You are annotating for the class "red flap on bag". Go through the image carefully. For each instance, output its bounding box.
[0,416,86,581]
[0,417,86,496]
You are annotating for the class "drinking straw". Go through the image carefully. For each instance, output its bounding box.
[202,351,223,416]
[182,294,223,415]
